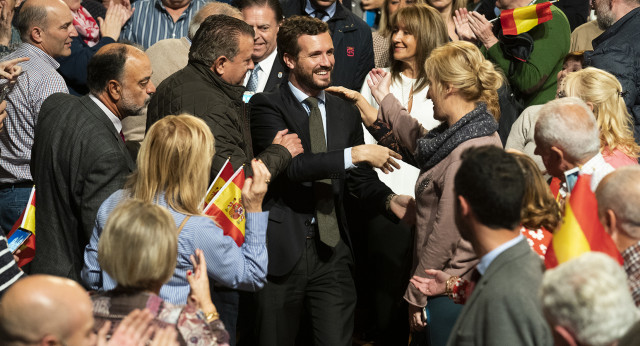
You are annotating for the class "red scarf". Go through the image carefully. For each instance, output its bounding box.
[72,6,100,47]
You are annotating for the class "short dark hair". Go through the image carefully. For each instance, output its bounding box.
[233,0,283,23]
[277,16,328,72]
[189,14,254,66]
[15,3,48,41]
[87,44,128,95]
[454,146,525,230]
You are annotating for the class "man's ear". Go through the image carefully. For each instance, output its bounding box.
[282,52,296,71]
[30,26,44,44]
[550,146,565,167]
[458,195,471,218]
[554,325,579,346]
[107,80,122,102]
[212,56,227,76]
[602,208,617,235]
[40,334,62,346]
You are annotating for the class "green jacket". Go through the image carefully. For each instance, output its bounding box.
[485,1,570,107]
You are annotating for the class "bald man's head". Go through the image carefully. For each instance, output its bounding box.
[87,43,155,118]
[0,275,96,346]
[16,0,77,57]
[188,2,243,39]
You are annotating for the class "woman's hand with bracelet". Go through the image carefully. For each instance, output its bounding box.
[410,269,451,296]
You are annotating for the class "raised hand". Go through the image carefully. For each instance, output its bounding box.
[367,69,392,105]
[467,11,498,48]
[326,86,378,126]
[242,159,271,213]
[453,8,477,42]
[352,144,402,174]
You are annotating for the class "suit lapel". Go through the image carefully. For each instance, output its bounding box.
[264,58,286,93]
[324,95,343,151]
[282,83,312,150]
[79,95,135,170]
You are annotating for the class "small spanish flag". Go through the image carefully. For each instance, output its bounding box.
[500,1,553,36]
[544,175,623,268]
[7,186,36,267]
[203,158,233,209]
[205,167,246,246]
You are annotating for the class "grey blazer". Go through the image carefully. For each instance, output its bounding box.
[30,93,135,282]
[447,239,553,346]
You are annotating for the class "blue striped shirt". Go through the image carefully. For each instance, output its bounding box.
[81,189,269,305]
[0,43,68,183]
[120,0,208,49]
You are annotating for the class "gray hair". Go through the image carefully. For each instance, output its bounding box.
[188,3,243,40]
[540,252,639,346]
[596,166,640,238]
[535,97,601,163]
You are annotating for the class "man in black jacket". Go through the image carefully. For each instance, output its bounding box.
[250,16,411,346]
[585,0,640,144]
[146,15,303,345]
[281,0,374,91]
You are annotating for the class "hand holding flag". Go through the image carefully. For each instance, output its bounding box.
[242,159,271,213]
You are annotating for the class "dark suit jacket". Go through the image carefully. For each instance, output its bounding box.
[30,93,135,282]
[447,239,552,346]
[250,82,392,276]
[263,56,286,93]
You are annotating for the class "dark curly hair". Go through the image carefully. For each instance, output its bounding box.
[276,16,329,71]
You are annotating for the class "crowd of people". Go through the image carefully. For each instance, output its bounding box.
[0,0,639,345]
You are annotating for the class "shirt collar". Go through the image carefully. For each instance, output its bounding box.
[477,234,524,275]
[22,43,61,70]
[580,152,607,175]
[622,240,640,264]
[288,81,326,105]
[89,94,122,134]
[305,0,336,19]
[258,48,278,76]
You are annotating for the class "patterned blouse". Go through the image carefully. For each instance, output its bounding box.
[92,290,229,346]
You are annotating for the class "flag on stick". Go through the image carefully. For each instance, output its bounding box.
[7,186,36,267]
[205,167,246,246]
[203,158,233,209]
[544,175,623,268]
[500,1,553,35]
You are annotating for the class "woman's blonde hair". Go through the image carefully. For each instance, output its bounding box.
[126,114,215,215]
[425,41,504,119]
[378,0,426,37]
[389,4,448,93]
[98,199,177,290]
[512,152,561,232]
[562,67,640,159]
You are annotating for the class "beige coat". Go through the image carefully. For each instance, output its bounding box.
[377,95,502,307]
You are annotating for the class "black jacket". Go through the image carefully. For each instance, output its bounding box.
[250,82,393,276]
[282,0,374,91]
[585,8,640,144]
[146,62,291,179]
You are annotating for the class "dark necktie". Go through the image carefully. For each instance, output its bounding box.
[311,9,328,22]
[305,97,339,247]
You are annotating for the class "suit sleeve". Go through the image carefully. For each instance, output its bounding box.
[250,93,345,183]
[79,151,130,242]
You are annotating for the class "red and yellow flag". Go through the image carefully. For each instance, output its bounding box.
[500,1,553,36]
[205,167,246,246]
[544,175,623,268]
[203,158,234,209]
[7,186,36,267]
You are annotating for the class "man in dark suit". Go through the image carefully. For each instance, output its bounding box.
[281,0,374,91]
[446,146,552,345]
[30,43,155,281]
[236,0,287,93]
[250,16,411,346]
